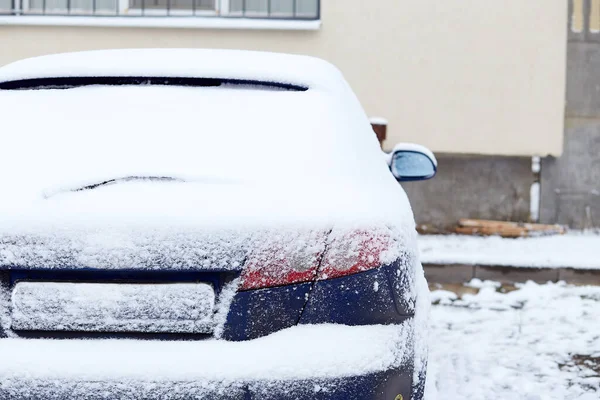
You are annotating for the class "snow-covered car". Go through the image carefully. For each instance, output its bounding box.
[0,49,433,400]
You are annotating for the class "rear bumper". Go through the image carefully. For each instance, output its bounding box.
[1,368,413,400]
[0,259,422,399]
[0,323,415,400]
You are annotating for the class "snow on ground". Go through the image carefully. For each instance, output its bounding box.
[419,232,600,269]
[426,280,600,400]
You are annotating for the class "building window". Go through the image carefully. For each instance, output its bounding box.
[129,0,216,12]
[229,0,318,18]
[1,0,319,18]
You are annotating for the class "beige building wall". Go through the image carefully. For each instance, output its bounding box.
[0,0,567,156]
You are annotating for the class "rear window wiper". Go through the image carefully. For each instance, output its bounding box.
[74,176,185,192]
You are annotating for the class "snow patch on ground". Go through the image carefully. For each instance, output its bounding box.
[429,289,458,305]
[427,281,600,399]
[419,233,600,269]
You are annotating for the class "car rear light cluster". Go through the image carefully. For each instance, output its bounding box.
[317,230,393,281]
[239,229,393,290]
[239,231,326,291]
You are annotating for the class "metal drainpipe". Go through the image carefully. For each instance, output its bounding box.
[530,156,541,222]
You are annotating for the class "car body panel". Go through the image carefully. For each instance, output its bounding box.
[300,262,414,326]
[0,49,427,399]
[222,282,312,341]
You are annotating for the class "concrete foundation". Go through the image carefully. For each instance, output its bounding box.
[423,264,600,285]
[474,266,560,284]
[540,119,600,229]
[402,154,532,231]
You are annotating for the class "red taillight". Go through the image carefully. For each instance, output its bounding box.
[317,230,392,281]
[239,231,326,291]
[239,229,393,291]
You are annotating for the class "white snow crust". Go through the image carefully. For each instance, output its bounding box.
[11,282,215,333]
[0,54,417,269]
[427,281,600,399]
[369,116,388,125]
[411,265,430,397]
[419,233,600,269]
[0,85,389,206]
[0,49,344,91]
[0,322,413,385]
[213,278,240,339]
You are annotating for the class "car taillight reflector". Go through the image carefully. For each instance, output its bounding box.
[239,232,326,291]
[238,229,394,290]
[317,230,392,281]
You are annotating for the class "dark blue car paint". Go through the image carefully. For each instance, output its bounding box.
[222,282,312,341]
[222,260,414,341]
[247,367,413,400]
[300,261,414,326]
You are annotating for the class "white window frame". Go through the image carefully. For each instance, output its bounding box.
[0,0,320,29]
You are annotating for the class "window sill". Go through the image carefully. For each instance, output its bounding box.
[0,15,321,30]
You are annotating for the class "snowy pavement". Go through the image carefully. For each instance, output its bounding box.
[419,232,600,269]
[426,280,600,400]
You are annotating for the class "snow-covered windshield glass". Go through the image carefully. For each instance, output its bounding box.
[0,81,417,228]
[0,84,390,194]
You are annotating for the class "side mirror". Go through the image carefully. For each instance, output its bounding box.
[388,143,437,182]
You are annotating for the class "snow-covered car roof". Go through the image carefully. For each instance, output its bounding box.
[0,49,346,92]
[0,50,418,270]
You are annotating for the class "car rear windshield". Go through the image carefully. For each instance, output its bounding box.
[0,76,308,92]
